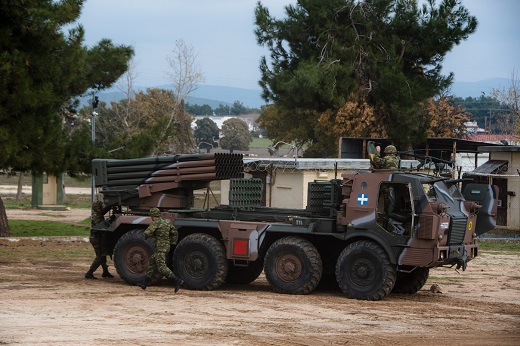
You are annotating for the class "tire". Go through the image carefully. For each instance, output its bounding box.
[113,229,153,285]
[335,240,396,301]
[264,236,322,295]
[392,268,429,294]
[172,233,228,290]
[225,259,264,284]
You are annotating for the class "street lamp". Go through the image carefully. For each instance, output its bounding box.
[91,95,99,202]
[267,141,298,157]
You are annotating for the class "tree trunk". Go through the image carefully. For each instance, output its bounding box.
[16,171,23,201]
[0,197,10,237]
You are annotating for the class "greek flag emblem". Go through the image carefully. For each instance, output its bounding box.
[357,194,368,205]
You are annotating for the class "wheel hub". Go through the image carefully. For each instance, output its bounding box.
[185,251,208,279]
[276,254,302,282]
[350,258,376,286]
[125,245,148,274]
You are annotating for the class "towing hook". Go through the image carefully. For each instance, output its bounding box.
[456,255,468,271]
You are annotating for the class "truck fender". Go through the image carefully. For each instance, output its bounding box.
[218,220,269,261]
[344,231,398,265]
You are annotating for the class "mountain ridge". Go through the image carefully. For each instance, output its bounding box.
[85,78,511,109]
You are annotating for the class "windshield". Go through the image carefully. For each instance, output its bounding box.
[423,181,463,204]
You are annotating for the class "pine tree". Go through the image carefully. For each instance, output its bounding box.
[255,0,477,156]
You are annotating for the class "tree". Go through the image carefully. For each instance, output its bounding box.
[0,0,133,236]
[214,104,231,116]
[230,101,248,115]
[0,0,133,174]
[255,0,477,155]
[220,118,252,153]
[491,69,520,136]
[166,39,204,153]
[194,118,220,151]
[84,88,194,158]
[186,103,213,116]
[453,95,508,133]
[421,97,470,138]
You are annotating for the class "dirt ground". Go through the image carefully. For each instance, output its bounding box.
[1,209,520,345]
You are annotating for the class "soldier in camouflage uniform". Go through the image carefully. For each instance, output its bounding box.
[368,142,400,219]
[85,201,114,279]
[138,207,183,292]
[372,145,400,169]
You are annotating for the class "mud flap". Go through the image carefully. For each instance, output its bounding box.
[462,184,498,236]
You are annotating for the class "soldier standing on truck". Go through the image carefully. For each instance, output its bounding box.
[85,201,114,279]
[368,141,400,169]
[138,208,183,292]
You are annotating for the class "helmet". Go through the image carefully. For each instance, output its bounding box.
[149,207,161,217]
[384,145,397,154]
[92,201,103,210]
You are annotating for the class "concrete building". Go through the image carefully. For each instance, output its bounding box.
[221,158,416,209]
[464,146,520,230]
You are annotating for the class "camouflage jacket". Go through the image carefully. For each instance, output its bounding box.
[373,153,400,169]
[144,218,178,247]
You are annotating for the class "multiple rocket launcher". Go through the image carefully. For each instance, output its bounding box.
[92,153,244,210]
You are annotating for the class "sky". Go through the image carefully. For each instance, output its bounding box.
[77,0,520,90]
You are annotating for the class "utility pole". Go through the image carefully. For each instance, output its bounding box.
[91,94,99,202]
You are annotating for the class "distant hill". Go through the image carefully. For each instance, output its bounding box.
[81,84,265,109]
[81,78,511,109]
[449,78,510,98]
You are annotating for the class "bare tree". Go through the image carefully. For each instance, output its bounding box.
[491,69,520,136]
[165,39,204,153]
[113,58,139,134]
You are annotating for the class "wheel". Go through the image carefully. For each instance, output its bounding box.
[264,236,322,295]
[172,233,228,290]
[225,259,264,284]
[392,267,429,294]
[113,229,153,285]
[335,240,396,301]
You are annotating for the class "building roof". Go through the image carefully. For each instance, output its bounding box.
[466,134,520,144]
[339,137,506,161]
[478,145,520,153]
[243,157,419,171]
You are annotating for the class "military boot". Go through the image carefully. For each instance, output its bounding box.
[101,265,114,278]
[85,270,97,279]
[138,276,149,290]
[170,274,184,293]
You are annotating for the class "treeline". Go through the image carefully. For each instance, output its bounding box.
[185,100,261,116]
[454,96,512,134]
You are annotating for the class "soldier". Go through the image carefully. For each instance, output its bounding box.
[369,142,400,169]
[85,201,114,279]
[138,208,183,292]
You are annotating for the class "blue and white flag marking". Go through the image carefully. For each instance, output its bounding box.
[357,194,369,205]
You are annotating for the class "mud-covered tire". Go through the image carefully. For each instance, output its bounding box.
[264,236,322,295]
[335,240,396,301]
[225,259,264,284]
[113,229,153,285]
[392,268,429,294]
[172,233,228,290]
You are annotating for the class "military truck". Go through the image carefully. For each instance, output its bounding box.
[91,152,498,300]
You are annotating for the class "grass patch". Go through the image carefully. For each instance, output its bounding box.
[250,137,273,149]
[2,193,91,209]
[8,220,89,237]
[479,241,520,253]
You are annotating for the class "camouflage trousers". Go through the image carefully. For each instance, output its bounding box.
[88,234,108,272]
[146,243,174,279]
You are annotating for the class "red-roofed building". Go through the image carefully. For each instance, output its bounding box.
[465,134,520,146]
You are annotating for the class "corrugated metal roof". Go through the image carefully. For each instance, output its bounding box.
[471,160,508,174]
